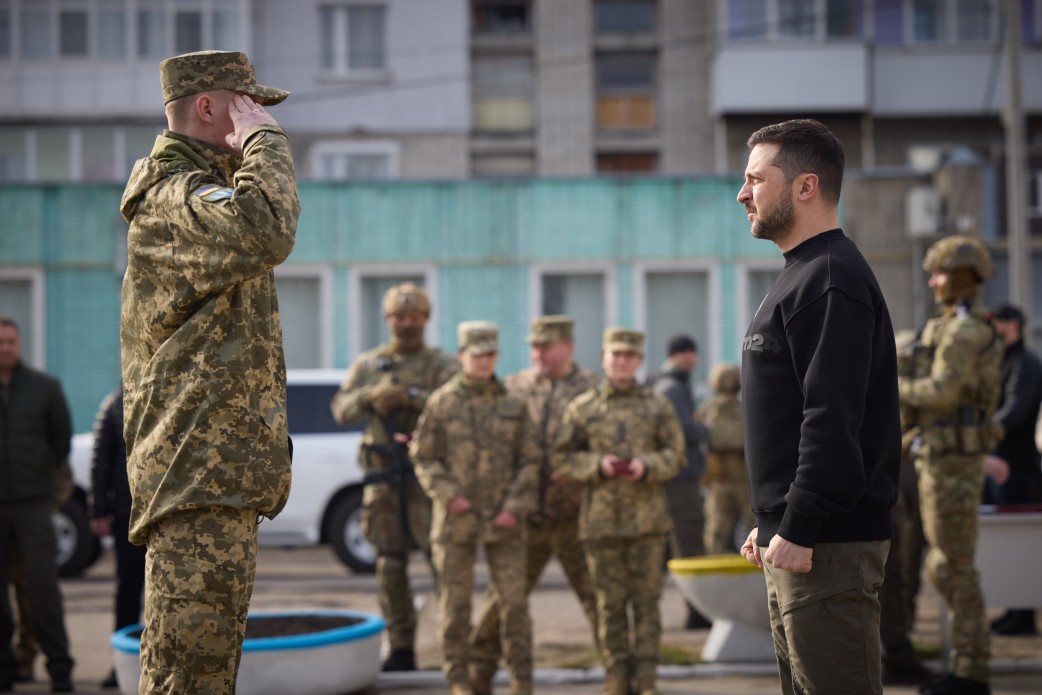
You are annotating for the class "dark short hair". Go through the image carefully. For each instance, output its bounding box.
[747,119,845,205]
[992,303,1025,327]
[667,334,697,356]
[0,316,19,333]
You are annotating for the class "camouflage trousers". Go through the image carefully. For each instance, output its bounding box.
[141,506,258,695]
[915,453,990,682]
[703,479,752,555]
[583,534,666,678]
[469,515,599,675]
[363,479,434,651]
[432,535,531,688]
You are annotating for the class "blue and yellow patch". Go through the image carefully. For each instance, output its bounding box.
[192,184,234,203]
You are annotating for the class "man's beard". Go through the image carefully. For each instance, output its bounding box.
[391,325,424,353]
[749,192,795,243]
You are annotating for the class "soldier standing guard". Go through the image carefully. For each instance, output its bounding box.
[410,321,540,695]
[898,235,1004,695]
[469,315,601,694]
[120,50,299,695]
[330,283,458,671]
[696,363,752,555]
[552,328,684,695]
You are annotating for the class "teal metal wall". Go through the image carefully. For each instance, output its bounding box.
[1,176,778,432]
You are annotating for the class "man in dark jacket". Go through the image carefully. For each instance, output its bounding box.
[90,385,147,688]
[986,304,1042,636]
[649,334,711,629]
[0,317,76,692]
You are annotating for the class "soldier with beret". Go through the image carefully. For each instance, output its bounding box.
[552,328,684,695]
[410,321,540,695]
[330,282,458,671]
[120,50,299,694]
[469,316,601,694]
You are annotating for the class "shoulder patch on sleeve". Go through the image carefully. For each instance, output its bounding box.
[192,184,234,202]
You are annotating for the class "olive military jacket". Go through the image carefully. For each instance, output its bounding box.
[331,344,459,472]
[504,364,600,521]
[410,374,540,545]
[551,381,685,541]
[119,126,299,544]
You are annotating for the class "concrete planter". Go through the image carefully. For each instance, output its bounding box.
[110,610,384,695]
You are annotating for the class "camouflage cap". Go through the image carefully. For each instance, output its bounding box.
[160,50,289,105]
[458,321,499,356]
[708,363,740,393]
[602,327,644,355]
[382,283,431,317]
[922,235,994,281]
[526,315,574,344]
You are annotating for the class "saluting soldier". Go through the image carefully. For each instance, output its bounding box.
[552,328,684,695]
[469,316,601,694]
[411,321,540,695]
[898,235,1004,695]
[330,282,458,672]
[120,50,298,694]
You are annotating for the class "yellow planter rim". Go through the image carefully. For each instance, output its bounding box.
[668,554,763,576]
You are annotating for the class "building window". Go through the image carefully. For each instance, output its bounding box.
[472,55,533,133]
[321,5,387,74]
[639,268,713,387]
[594,0,656,33]
[596,52,657,132]
[727,0,864,40]
[0,125,163,183]
[472,154,535,177]
[0,128,26,181]
[0,271,45,368]
[310,141,398,181]
[350,269,436,356]
[536,269,611,374]
[742,266,782,332]
[908,0,996,43]
[596,152,658,174]
[5,0,241,61]
[275,270,333,369]
[471,0,531,34]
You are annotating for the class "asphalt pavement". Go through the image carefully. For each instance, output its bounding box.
[25,546,1042,694]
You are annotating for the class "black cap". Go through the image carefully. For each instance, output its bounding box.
[667,334,698,356]
[993,303,1025,325]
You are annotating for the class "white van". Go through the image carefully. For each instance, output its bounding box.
[63,369,377,575]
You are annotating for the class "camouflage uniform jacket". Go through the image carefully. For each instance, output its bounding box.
[119,127,299,544]
[551,381,685,541]
[898,299,1004,456]
[504,364,600,521]
[331,344,459,471]
[410,374,540,544]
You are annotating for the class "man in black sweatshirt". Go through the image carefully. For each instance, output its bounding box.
[736,119,901,695]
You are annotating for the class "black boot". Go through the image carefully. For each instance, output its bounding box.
[918,673,990,695]
[382,647,417,672]
[992,609,1037,636]
[883,659,934,685]
[101,669,119,688]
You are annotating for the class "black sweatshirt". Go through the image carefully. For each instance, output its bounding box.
[741,229,900,548]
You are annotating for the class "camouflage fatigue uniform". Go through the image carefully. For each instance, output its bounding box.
[330,344,457,652]
[411,374,540,694]
[469,364,602,682]
[696,390,750,555]
[552,382,684,695]
[899,298,1003,684]
[120,53,298,694]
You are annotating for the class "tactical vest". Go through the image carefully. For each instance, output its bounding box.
[906,304,1004,456]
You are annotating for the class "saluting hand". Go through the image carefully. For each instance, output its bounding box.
[226,94,278,154]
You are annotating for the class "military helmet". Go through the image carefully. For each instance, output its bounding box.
[382,283,431,317]
[708,363,740,393]
[922,235,994,281]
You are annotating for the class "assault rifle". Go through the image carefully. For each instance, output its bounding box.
[361,359,415,543]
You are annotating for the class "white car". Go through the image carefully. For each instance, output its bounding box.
[64,369,378,575]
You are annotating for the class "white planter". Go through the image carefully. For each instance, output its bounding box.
[111,610,384,695]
